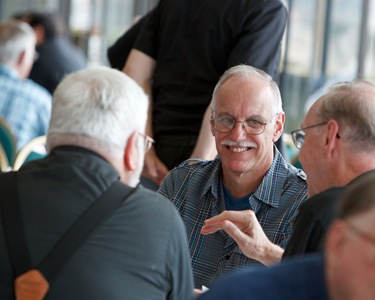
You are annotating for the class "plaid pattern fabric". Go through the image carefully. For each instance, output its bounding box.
[0,64,51,150]
[159,147,308,288]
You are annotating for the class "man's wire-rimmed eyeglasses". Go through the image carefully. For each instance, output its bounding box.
[138,133,155,152]
[347,222,375,246]
[290,121,327,149]
[211,113,280,135]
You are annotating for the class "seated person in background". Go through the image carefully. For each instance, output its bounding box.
[158,65,308,289]
[198,169,375,300]
[17,11,87,94]
[0,66,194,300]
[201,80,375,261]
[0,20,51,150]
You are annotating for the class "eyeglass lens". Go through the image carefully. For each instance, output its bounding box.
[214,117,269,135]
[292,130,304,149]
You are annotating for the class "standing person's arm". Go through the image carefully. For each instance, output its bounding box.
[124,49,169,185]
[189,106,217,160]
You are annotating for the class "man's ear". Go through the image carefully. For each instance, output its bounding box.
[324,119,340,159]
[15,50,31,79]
[124,132,139,171]
[272,112,285,142]
[210,117,215,136]
[17,50,26,66]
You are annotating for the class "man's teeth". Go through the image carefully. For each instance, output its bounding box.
[230,146,248,152]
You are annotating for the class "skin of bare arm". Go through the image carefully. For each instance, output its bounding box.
[124,49,169,185]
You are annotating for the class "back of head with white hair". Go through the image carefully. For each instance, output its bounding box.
[47,66,148,158]
[0,20,36,65]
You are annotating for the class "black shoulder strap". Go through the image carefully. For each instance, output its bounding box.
[0,172,32,276]
[0,172,137,283]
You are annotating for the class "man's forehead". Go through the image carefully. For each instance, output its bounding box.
[302,99,321,126]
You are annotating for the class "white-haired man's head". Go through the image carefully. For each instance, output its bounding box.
[0,20,36,78]
[47,66,148,186]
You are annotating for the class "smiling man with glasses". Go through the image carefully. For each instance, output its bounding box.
[159,65,308,291]
[194,79,375,282]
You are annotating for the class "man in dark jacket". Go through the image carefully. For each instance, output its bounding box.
[0,66,194,300]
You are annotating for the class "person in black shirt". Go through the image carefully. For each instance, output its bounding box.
[123,0,288,186]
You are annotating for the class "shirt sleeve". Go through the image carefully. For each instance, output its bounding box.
[227,0,288,79]
[133,6,160,59]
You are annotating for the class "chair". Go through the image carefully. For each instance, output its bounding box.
[13,135,47,171]
[0,143,11,172]
[0,118,17,166]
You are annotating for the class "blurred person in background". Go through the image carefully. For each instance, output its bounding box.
[0,20,51,150]
[15,11,87,94]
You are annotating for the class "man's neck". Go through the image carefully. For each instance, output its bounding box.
[222,170,266,199]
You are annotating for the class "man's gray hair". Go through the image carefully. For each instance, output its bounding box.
[47,66,148,158]
[210,64,283,114]
[0,20,35,65]
[317,80,375,152]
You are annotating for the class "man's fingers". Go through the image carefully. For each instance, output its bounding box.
[202,210,256,229]
[221,220,250,246]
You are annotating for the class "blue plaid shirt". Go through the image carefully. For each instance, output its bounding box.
[0,64,51,149]
[159,147,308,288]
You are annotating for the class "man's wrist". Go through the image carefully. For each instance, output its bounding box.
[261,243,284,266]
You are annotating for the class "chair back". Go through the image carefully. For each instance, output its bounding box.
[0,143,10,172]
[0,118,17,165]
[13,135,47,171]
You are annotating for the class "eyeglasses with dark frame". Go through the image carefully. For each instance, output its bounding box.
[211,113,280,135]
[347,222,375,246]
[138,133,155,152]
[290,121,328,149]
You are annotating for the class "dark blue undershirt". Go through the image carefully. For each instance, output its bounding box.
[223,186,252,210]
